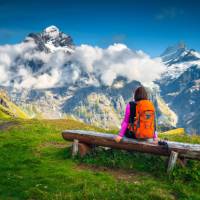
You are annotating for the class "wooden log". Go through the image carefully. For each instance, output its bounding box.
[72,139,79,157]
[167,151,178,173]
[62,130,200,160]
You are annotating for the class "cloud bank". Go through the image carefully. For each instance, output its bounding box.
[0,41,166,89]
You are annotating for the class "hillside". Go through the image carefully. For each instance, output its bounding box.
[0,90,28,119]
[0,119,200,199]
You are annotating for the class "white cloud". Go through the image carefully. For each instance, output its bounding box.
[0,65,8,83]
[155,7,184,20]
[73,43,166,86]
[0,41,166,89]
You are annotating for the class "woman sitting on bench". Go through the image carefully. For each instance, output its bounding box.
[115,86,158,143]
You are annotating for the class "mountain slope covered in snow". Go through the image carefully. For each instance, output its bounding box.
[158,42,200,134]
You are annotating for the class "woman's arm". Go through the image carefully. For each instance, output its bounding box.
[118,103,130,137]
[153,131,158,139]
[115,103,130,142]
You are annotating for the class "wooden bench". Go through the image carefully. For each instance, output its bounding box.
[62,130,200,173]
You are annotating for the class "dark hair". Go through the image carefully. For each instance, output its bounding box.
[134,86,148,102]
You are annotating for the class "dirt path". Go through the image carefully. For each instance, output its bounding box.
[75,163,152,182]
[0,121,19,131]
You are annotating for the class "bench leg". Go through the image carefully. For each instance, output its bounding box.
[167,151,178,173]
[72,139,79,157]
[78,143,92,157]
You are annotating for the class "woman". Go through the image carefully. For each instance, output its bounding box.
[115,86,158,143]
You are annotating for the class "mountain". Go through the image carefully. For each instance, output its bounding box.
[25,25,74,53]
[160,42,200,65]
[0,26,177,129]
[158,42,200,134]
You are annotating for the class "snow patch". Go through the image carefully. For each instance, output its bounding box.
[43,25,60,38]
[162,60,200,80]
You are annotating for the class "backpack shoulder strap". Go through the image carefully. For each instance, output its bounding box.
[129,101,136,123]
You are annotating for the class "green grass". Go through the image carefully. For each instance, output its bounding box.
[0,93,28,119]
[0,119,200,200]
[0,104,12,119]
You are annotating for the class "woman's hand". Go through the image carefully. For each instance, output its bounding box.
[114,135,122,143]
[153,137,159,144]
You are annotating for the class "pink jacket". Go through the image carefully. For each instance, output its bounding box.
[119,102,157,139]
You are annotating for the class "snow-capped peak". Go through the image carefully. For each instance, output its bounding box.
[25,25,74,53]
[161,42,186,57]
[44,25,59,33]
[42,25,74,53]
[159,42,200,82]
[43,25,60,39]
[160,42,186,63]
[161,42,200,65]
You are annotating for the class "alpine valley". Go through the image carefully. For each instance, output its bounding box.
[0,26,199,133]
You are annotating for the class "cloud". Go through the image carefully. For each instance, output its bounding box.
[0,41,166,89]
[72,44,165,86]
[155,7,184,20]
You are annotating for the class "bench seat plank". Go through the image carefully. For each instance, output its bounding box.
[62,130,200,160]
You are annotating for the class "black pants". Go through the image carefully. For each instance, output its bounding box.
[124,129,136,139]
[125,129,154,142]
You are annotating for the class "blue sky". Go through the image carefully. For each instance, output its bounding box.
[0,0,200,56]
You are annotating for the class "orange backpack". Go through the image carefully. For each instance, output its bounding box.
[128,100,155,139]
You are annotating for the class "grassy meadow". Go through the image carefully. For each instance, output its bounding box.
[0,119,200,200]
